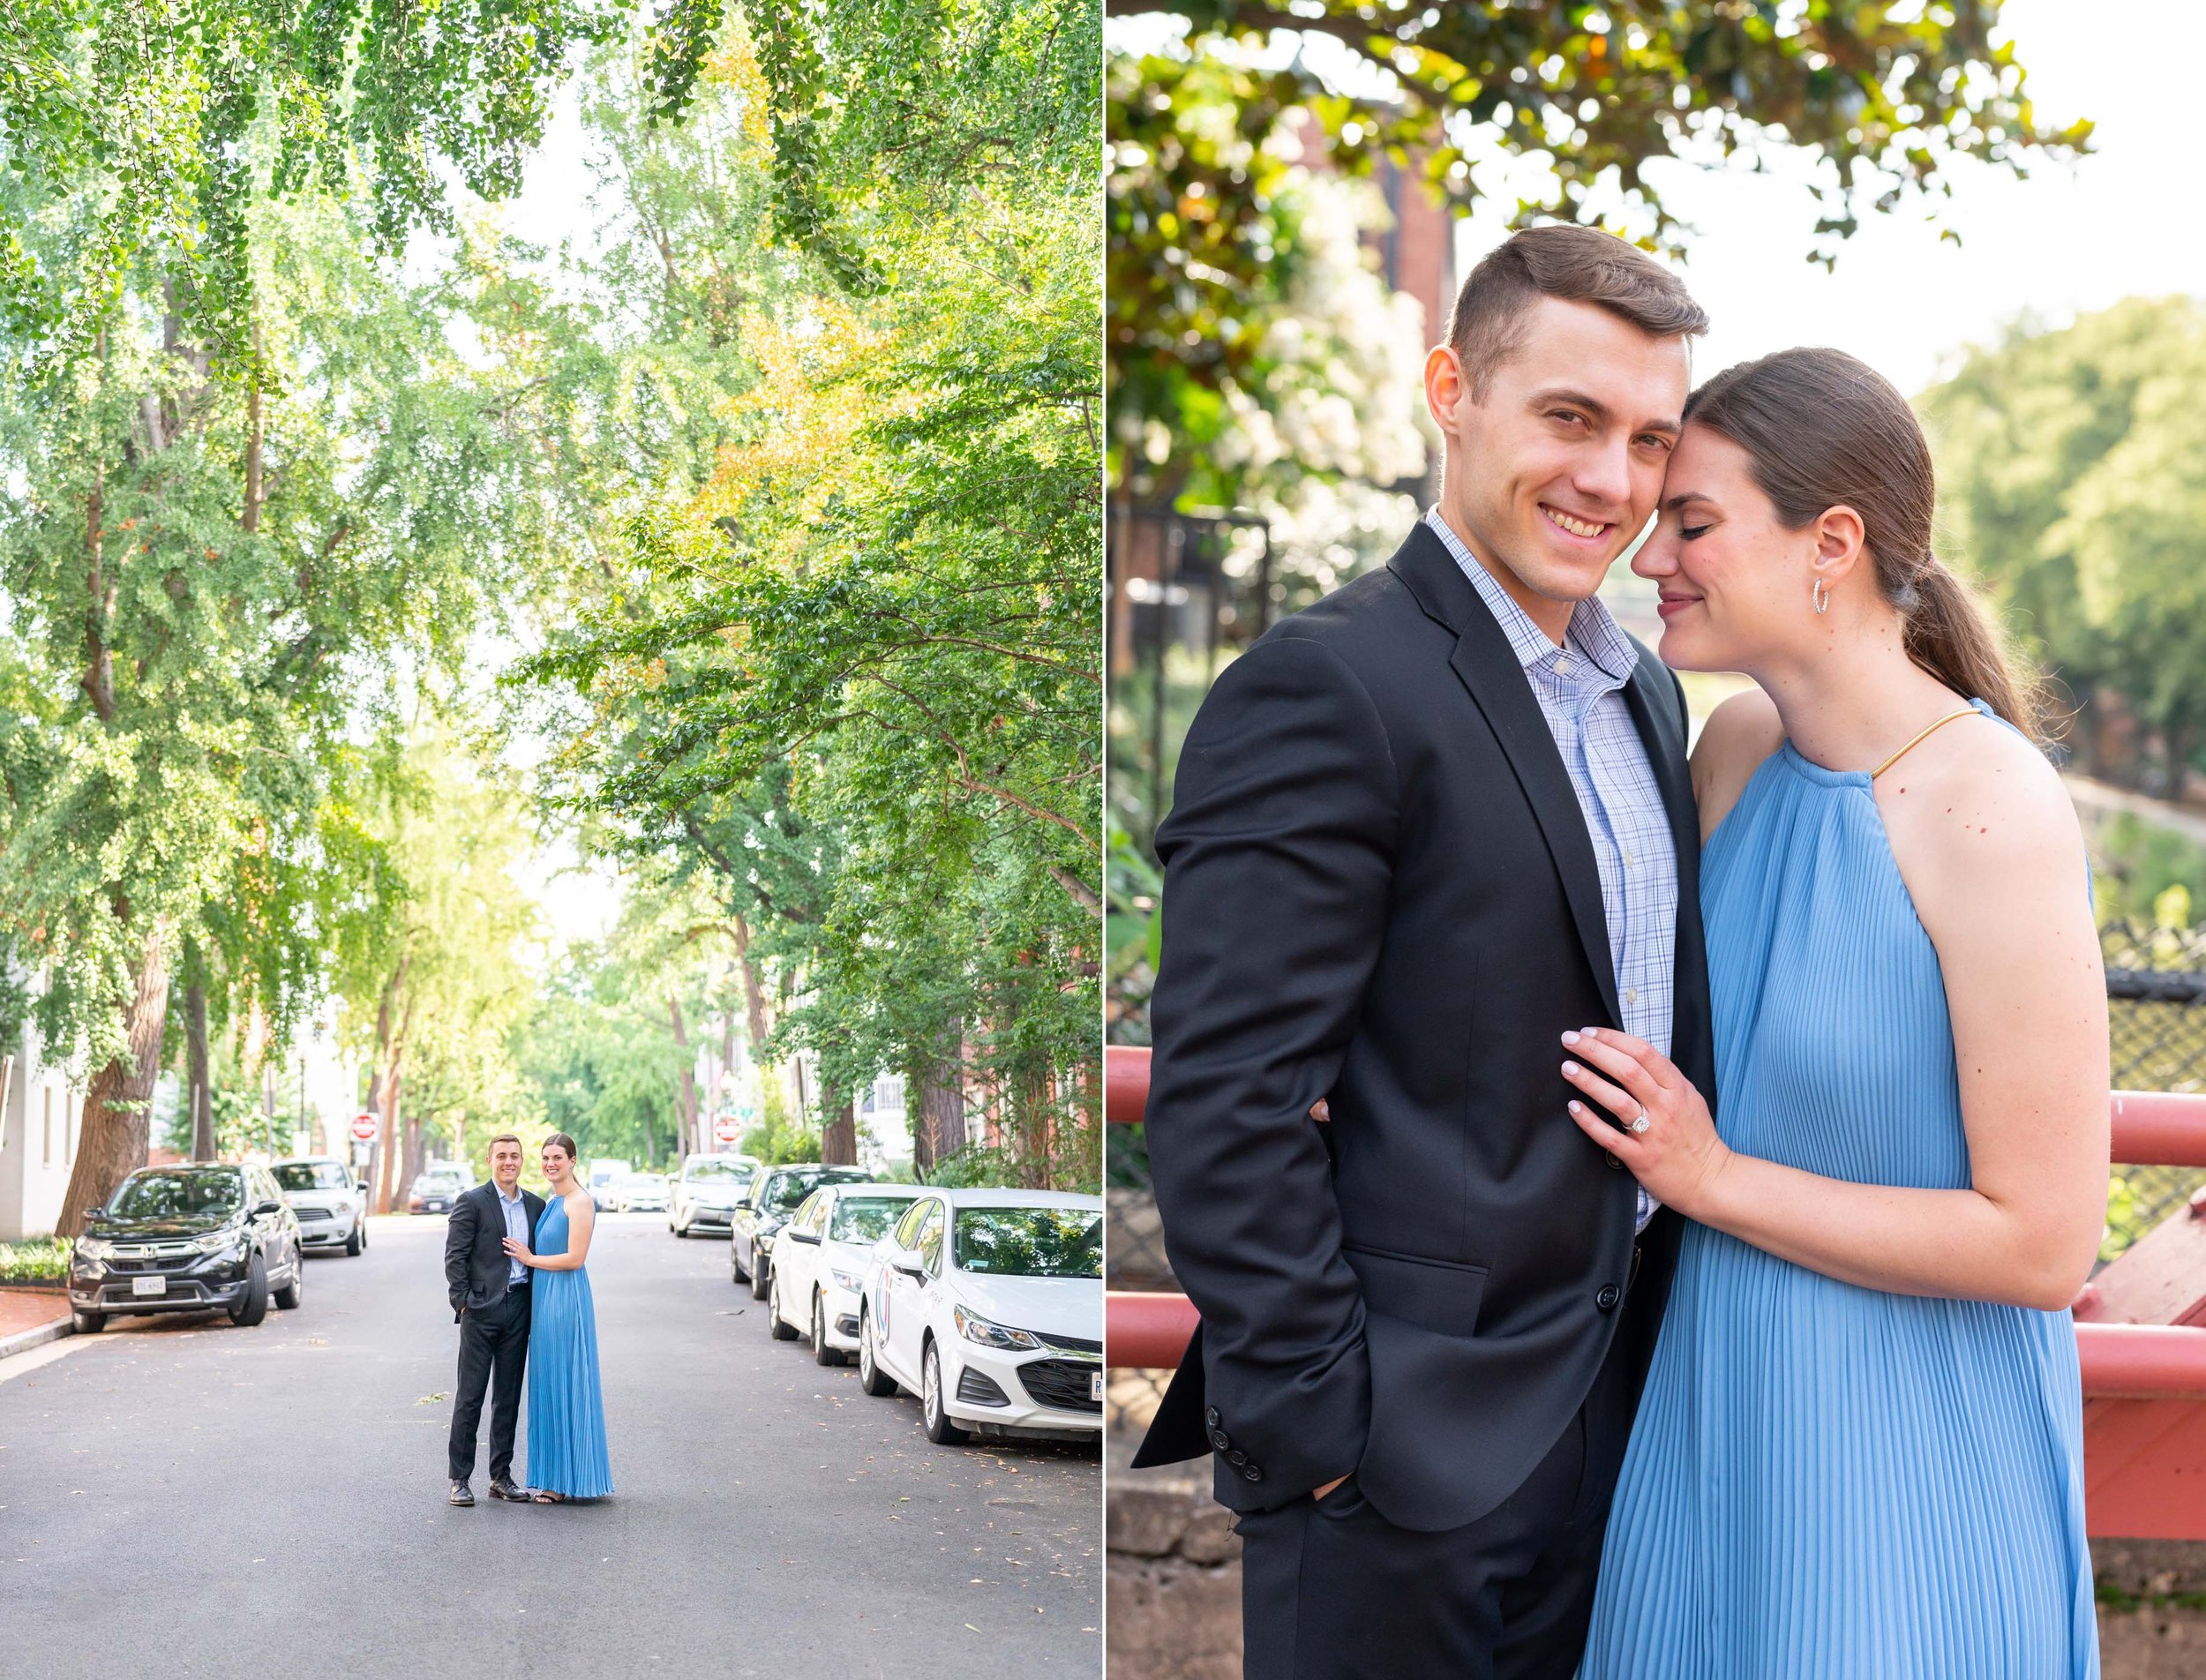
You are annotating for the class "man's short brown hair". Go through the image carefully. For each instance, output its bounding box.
[1447,224,1707,399]
[486,1132,522,1153]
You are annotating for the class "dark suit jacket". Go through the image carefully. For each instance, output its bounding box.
[445,1182,546,1324]
[1131,520,1715,1534]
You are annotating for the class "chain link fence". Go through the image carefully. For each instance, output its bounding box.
[1108,919,2206,1437]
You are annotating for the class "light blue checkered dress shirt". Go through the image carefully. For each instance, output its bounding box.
[1424,507,1677,1230]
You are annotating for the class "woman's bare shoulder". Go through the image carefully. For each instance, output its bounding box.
[1691,687,1786,841]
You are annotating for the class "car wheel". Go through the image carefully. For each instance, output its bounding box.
[343,1222,362,1257]
[921,1340,969,1445]
[812,1293,844,1367]
[71,1309,105,1334]
[769,1271,799,1340]
[857,1307,898,1397]
[749,1255,771,1301]
[274,1249,304,1310]
[229,1253,270,1327]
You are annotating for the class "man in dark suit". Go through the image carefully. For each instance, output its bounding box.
[1133,226,1717,1676]
[444,1131,544,1506]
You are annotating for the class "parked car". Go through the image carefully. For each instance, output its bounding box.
[768,1183,927,1362]
[669,1153,760,1237]
[587,1159,633,1211]
[730,1163,875,1298]
[857,1188,1103,1445]
[271,1157,369,1256]
[409,1168,469,1215]
[606,1172,669,1213]
[66,1163,305,1334]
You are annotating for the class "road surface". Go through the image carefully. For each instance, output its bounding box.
[0,1211,1099,1677]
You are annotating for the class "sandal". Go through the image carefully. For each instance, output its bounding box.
[533,1489,565,1504]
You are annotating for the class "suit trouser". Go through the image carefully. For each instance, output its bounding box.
[1234,1317,1639,1680]
[448,1282,531,1481]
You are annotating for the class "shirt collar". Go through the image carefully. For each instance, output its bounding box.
[496,1184,523,1206]
[1422,506,1637,684]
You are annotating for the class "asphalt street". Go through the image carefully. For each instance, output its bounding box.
[0,1211,1100,1678]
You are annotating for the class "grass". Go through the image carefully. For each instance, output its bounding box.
[0,1236,68,1285]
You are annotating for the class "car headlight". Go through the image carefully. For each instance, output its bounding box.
[829,1267,863,1293]
[192,1226,245,1256]
[954,1305,1044,1352]
[74,1236,114,1264]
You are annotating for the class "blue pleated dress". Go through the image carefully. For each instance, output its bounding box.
[1580,701,2095,1678]
[525,1194,614,1498]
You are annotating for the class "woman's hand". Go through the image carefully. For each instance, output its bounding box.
[1561,1026,1734,1219]
[500,1237,536,1267]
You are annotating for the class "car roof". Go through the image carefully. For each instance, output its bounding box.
[272,1157,347,1167]
[913,1187,1103,1211]
[820,1182,921,1198]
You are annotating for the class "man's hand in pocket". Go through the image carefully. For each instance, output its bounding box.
[1313,1473,1352,1503]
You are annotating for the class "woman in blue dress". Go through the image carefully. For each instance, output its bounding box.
[1569,349,2105,1676]
[501,1132,615,1502]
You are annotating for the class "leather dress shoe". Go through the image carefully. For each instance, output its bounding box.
[487,1476,529,1502]
[449,1481,475,1506]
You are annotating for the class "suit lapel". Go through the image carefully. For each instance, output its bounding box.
[1392,526,1623,1027]
[1623,660,1715,1109]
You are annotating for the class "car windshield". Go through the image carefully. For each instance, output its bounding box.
[273,1163,351,1192]
[685,1159,749,1182]
[416,1174,462,1191]
[765,1167,859,1213]
[953,1207,1103,1279]
[831,1196,913,1243]
[109,1169,244,1220]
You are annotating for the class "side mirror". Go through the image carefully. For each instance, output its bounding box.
[787,1228,821,1246]
[252,1198,282,1217]
[889,1247,927,1282]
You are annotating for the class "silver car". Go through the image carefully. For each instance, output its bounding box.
[670,1152,760,1237]
[270,1158,369,1257]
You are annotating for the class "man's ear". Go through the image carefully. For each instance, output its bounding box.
[1424,344,1471,439]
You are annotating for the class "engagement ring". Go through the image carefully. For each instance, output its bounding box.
[1629,1110,1650,1135]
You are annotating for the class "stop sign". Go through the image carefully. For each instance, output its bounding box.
[712,1114,743,1148]
[350,1112,379,1144]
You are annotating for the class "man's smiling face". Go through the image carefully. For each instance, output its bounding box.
[1433,295,1690,621]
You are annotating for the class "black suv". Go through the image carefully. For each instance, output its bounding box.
[67,1163,306,1333]
[730,1163,874,1299]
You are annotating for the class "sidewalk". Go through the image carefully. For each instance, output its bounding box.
[0,1287,70,1357]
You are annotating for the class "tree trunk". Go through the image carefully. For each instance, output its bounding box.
[367,965,413,1214]
[822,1099,857,1166]
[1017,1061,1052,1189]
[668,996,699,1156]
[401,1114,425,1192]
[912,1036,968,1176]
[732,912,772,1049]
[187,978,214,1161]
[56,934,170,1235]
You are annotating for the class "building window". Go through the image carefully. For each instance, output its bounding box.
[42,1087,52,1166]
[64,1092,75,1165]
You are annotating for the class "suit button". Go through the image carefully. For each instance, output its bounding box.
[1208,1428,1230,1451]
[1596,1284,1622,1312]
[1204,1406,1220,1428]
[1242,1465,1263,1481]
[1605,1151,1623,1170]
[1227,1450,1247,1466]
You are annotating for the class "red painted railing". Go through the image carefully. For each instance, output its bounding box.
[1106,1045,2206,1535]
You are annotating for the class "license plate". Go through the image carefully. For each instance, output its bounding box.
[131,1276,166,1297]
[1091,1370,1103,1402]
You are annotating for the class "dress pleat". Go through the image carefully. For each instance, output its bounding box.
[1580,700,2095,1679]
[525,1195,615,1498]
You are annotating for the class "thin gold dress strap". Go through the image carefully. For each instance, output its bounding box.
[1871,706,1982,779]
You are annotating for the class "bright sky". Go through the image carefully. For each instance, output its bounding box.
[1109,1,2206,397]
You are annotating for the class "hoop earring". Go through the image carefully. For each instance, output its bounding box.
[1812,577,1829,615]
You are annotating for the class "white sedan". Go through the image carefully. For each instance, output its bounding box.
[271,1158,369,1257]
[769,1182,926,1363]
[856,1188,1103,1445]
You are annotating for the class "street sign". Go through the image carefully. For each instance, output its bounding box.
[349,1112,379,1144]
[712,1114,743,1147]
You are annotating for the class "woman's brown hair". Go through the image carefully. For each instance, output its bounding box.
[544,1132,579,1166]
[1683,347,2043,740]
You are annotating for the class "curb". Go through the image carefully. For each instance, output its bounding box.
[0,1314,72,1361]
